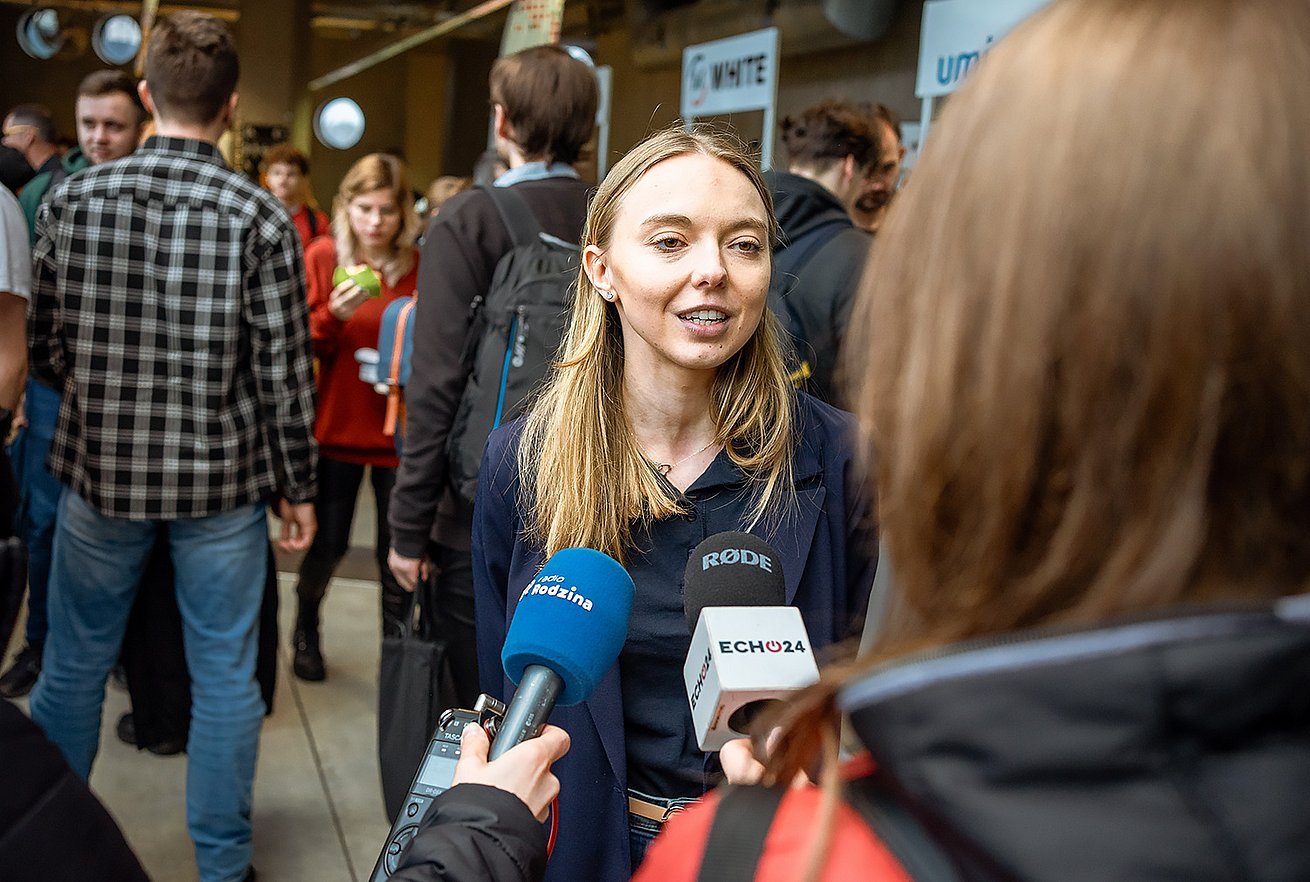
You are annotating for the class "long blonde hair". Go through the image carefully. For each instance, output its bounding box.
[767,0,1310,876]
[517,126,795,562]
[332,153,421,285]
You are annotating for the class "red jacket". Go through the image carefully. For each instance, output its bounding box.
[305,236,417,466]
[635,784,912,882]
[291,204,331,254]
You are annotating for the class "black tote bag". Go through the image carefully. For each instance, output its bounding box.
[377,586,459,822]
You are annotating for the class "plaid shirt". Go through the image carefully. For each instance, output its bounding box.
[28,136,317,519]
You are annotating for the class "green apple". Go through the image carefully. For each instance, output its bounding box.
[332,264,381,298]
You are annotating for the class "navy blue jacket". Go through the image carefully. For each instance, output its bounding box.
[471,393,877,882]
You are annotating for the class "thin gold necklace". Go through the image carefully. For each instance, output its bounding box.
[646,439,718,476]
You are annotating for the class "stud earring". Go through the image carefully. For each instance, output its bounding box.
[598,288,616,302]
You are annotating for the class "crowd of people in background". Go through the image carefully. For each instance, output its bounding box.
[5,1,1309,882]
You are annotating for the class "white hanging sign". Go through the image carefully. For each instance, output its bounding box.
[681,27,779,119]
[916,0,1054,98]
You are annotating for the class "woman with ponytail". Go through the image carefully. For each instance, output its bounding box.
[637,1,1310,880]
[471,126,877,882]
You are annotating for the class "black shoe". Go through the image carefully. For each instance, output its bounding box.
[292,628,325,682]
[0,644,42,698]
[240,868,257,882]
[116,712,186,756]
[116,710,136,746]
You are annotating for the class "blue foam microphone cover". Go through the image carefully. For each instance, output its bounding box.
[501,547,636,706]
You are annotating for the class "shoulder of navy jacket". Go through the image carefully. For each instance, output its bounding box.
[790,393,839,483]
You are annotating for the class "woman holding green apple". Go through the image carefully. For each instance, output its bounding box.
[294,152,423,681]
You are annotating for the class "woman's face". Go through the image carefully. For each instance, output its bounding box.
[586,153,771,381]
[348,187,402,251]
[266,162,303,206]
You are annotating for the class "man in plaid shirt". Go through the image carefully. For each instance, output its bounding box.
[26,13,316,882]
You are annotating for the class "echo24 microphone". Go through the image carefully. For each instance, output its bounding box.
[493,547,636,759]
[371,547,633,882]
[682,532,819,751]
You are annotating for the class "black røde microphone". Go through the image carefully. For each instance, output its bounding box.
[681,532,819,750]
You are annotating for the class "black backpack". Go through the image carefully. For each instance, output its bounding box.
[446,185,580,504]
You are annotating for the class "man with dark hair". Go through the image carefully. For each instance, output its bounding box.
[2,104,59,180]
[852,102,907,233]
[388,43,596,716]
[26,12,317,882]
[767,98,879,403]
[0,70,149,701]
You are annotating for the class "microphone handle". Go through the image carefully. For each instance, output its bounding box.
[489,664,564,761]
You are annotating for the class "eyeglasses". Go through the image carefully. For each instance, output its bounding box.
[2,124,36,138]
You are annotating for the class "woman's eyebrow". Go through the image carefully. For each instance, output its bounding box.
[732,218,770,238]
[638,214,769,237]
[638,213,694,231]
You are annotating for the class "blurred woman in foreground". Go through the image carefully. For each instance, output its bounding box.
[638,0,1310,879]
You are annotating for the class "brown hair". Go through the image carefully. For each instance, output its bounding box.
[332,152,420,284]
[261,142,309,175]
[518,126,794,563]
[489,45,598,166]
[143,12,238,125]
[425,175,471,214]
[780,99,881,171]
[861,102,900,143]
[770,0,1310,875]
[77,71,147,124]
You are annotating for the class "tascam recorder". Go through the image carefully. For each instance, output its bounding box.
[683,604,820,751]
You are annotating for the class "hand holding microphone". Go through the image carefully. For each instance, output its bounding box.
[452,723,571,821]
[681,532,820,752]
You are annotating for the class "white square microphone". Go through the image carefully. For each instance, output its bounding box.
[683,605,820,751]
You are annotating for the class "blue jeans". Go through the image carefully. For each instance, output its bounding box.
[628,788,700,871]
[30,491,268,882]
[8,378,63,647]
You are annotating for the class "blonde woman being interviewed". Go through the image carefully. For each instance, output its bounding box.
[471,127,877,882]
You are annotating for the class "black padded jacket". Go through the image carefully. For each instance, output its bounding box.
[840,599,1310,882]
[0,699,150,882]
[766,170,871,406]
[389,784,547,882]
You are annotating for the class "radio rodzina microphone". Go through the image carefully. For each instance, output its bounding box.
[491,547,636,760]
[682,532,819,751]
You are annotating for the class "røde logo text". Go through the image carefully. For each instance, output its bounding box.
[701,548,774,572]
[718,639,807,654]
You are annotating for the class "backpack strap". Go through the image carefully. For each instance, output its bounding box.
[694,785,787,882]
[383,298,417,438]
[843,777,964,882]
[774,218,851,298]
[770,218,852,385]
[479,184,544,250]
[306,207,319,238]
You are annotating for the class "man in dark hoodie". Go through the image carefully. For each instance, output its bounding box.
[766,100,881,404]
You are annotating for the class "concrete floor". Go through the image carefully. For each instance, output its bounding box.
[7,571,392,882]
